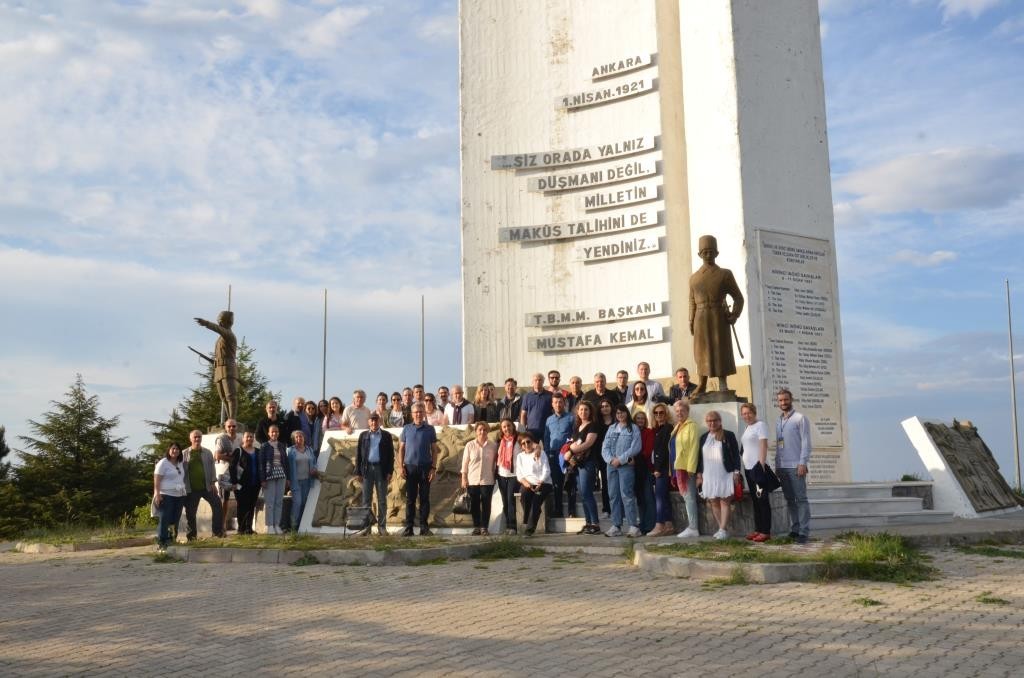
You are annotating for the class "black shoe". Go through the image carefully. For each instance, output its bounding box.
[576,525,589,535]
[524,528,535,537]
[402,526,414,537]
[788,532,799,540]
[471,528,481,536]
[795,535,809,545]
[420,528,433,537]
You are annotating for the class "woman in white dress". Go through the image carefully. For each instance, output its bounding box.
[696,410,742,540]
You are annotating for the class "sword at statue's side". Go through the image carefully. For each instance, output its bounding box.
[731,324,745,360]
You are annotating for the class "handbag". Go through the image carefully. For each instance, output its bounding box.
[733,473,744,501]
[453,491,472,515]
[749,462,782,496]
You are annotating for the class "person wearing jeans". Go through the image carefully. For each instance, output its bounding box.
[355,412,395,535]
[153,443,187,549]
[495,418,521,535]
[672,401,700,538]
[287,430,319,532]
[647,404,675,537]
[567,401,601,535]
[230,432,261,535]
[775,389,812,543]
[258,425,291,535]
[601,405,642,538]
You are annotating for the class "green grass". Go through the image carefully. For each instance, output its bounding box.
[957,545,1024,559]
[289,553,320,567]
[976,591,1010,605]
[703,566,749,587]
[152,551,184,564]
[471,537,545,561]
[187,533,449,551]
[648,532,937,584]
[852,597,884,607]
[15,524,152,546]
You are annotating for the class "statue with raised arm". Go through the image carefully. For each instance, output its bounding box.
[194,311,239,424]
[689,235,744,397]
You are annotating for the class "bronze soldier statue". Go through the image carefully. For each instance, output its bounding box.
[689,235,744,396]
[194,311,239,424]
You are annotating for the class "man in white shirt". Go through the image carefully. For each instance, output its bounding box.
[444,384,475,425]
[341,389,372,432]
[636,361,666,402]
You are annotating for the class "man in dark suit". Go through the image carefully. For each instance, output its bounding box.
[355,412,395,535]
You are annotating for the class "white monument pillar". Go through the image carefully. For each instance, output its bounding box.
[460,0,850,482]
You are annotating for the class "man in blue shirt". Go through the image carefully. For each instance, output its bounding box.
[355,412,395,535]
[775,389,812,544]
[543,392,574,519]
[520,372,553,442]
[398,404,439,536]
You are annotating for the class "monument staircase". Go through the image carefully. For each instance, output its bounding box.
[543,480,954,534]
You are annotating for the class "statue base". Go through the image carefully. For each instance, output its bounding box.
[690,389,747,405]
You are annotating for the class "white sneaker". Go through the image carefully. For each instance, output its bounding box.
[677,527,699,538]
[605,526,622,537]
[626,526,642,538]
[713,529,728,540]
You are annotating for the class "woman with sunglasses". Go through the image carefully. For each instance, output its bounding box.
[423,393,449,426]
[632,410,657,534]
[386,392,408,428]
[648,404,676,536]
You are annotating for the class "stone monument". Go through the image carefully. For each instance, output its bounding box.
[902,417,1022,518]
[689,234,744,403]
[460,0,851,481]
[193,311,238,425]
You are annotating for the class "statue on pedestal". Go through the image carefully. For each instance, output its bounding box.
[689,235,744,402]
[193,311,239,425]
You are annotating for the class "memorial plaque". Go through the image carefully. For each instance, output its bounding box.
[591,53,654,81]
[556,76,656,110]
[757,230,843,447]
[921,421,1019,513]
[528,159,658,193]
[525,300,664,327]
[529,325,664,353]
[580,180,659,211]
[498,208,660,244]
[491,135,656,170]
[576,234,661,262]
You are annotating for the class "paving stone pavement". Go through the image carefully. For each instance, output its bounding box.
[0,545,1022,677]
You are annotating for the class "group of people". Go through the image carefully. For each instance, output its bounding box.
[152,360,813,547]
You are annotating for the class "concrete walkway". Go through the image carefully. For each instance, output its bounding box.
[1,530,1023,676]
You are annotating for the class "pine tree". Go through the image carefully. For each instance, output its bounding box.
[144,340,277,463]
[0,425,10,480]
[13,375,149,529]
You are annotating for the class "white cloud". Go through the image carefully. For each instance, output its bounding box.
[239,0,281,20]
[994,14,1024,41]
[835,147,1024,213]
[940,0,1005,20]
[890,249,958,267]
[294,6,371,56]
[418,14,456,43]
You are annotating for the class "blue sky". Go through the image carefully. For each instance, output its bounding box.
[1,0,1022,485]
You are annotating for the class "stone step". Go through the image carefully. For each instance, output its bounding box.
[806,483,901,500]
[812,510,955,531]
[808,496,924,514]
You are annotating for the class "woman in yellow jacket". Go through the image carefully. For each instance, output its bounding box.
[672,400,701,538]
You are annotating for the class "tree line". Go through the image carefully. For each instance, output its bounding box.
[0,342,275,539]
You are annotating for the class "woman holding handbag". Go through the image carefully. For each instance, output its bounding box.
[567,401,601,535]
[740,403,773,541]
[461,421,498,535]
[696,410,742,540]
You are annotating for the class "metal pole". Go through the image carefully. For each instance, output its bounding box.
[1007,279,1021,491]
[227,284,232,311]
[420,295,425,386]
[322,288,328,401]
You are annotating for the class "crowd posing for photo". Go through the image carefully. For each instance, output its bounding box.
[152,361,812,549]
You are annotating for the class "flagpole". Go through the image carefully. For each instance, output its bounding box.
[420,295,426,387]
[322,288,328,401]
[1007,279,1020,491]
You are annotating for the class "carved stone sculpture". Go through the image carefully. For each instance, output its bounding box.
[689,235,744,397]
[194,311,239,424]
